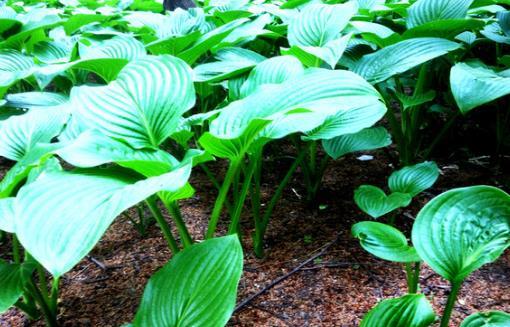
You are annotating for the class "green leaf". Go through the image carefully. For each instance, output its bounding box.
[354,185,412,219]
[403,19,485,40]
[388,161,439,197]
[407,0,474,29]
[0,198,15,233]
[395,90,436,110]
[200,68,385,159]
[0,107,69,161]
[193,47,265,82]
[361,294,436,327]
[287,3,357,68]
[71,55,195,149]
[0,50,34,98]
[352,221,421,262]
[0,261,28,314]
[15,165,192,277]
[4,92,68,110]
[412,186,510,283]
[239,55,304,98]
[322,126,391,159]
[461,311,510,327]
[352,38,461,84]
[63,14,110,34]
[450,61,510,114]
[132,235,243,327]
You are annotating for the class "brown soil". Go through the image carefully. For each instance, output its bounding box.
[1,149,509,327]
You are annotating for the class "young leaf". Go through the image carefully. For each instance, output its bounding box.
[461,311,510,327]
[450,61,510,114]
[407,0,474,29]
[322,126,391,159]
[388,161,439,197]
[351,38,461,84]
[71,55,195,149]
[15,165,192,277]
[412,186,510,283]
[133,235,243,327]
[361,294,436,327]
[352,221,421,262]
[354,185,412,219]
[395,90,436,110]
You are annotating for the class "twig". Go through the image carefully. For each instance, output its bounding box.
[235,234,340,312]
[300,261,384,271]
[86,256,107,271]
[250,304,292,326]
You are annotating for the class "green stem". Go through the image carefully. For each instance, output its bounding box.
[200,163,233,214]
[250,152,262,225]
[440,281,463,327]
[146,198,180,254]
[379,86,407,165]
[423,112,460,158]
[24,278,57,327]
[14,300,40,320]
[165,201,193,248]
[49,277,59,316]
[405,262,420,293]
[206,159,242,239]
[228,158,257,235]
[253,150,307,258]
[12,234,21,264]
[36,265,49,304]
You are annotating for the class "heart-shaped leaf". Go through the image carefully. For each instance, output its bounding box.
[15,165,192,277]
[0,261,32,314]
[322,126,391,159]
[352,221,421,262]
[407,0,474,29]
[388,161,439,197]
[133,235,243,327]
[71,55,195,149]
[412,186,510,283]
[354,185,412,219]
[461,311,510,327]
[361,294,436,327]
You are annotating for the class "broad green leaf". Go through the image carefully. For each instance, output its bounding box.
[395,90,436,110]
[146,31,201,56]
[239,55,305,98]
[178,18,249,65]
[407,0,474,29]
[388,161,439,197]
[0,261,27,314]
[403,19,485,40]
[0,50,34,98]
[461,311,510,327]
[0,107,68,161]
[481,23,510,45]
[0,198,15,233]
[322,127,391,159]
[450,61,510,114]
[287,3,357,68]
[63,14,110,34]
[354,185,412,219]
[200,68,384,159]
[132,235,243,327]
[351,38,461,84]
[412,186,510,283]
[71,55,195,149]
[361,294,436,327]
[4,92,68,110]
[15,165,192,277]
[193,47,265,82]
[349,21,395,40]
[0,7,20,35]
[352,221,421,262]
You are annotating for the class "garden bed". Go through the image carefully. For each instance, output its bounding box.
[1,149,508,327]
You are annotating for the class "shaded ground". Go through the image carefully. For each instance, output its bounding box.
[1,148,509,327]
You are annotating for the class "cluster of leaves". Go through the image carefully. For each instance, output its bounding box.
[0,0,509,326]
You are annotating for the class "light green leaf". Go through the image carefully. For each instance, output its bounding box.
[0,50,34,98]
[450,61,510,114]
[412,186,510,283]
[4,92,68,110]
[200,68,384,159]
[0,107,68,161]
[63,14,110,34]
[71,55,195,149]
[461,311,510,327]
[395,90,436,110]
[352,221,421,262]
[15,165,192,277]
[354,185,412,219]
[388,161,439,197]
[403,19,485,40]
[323,127,391,159]
[132,235,243,327]
[0,198,16,233]
[352,38,461,84]
[361,294,436,327]
[407,0,474,29]
[239,55,305,98]
[0,11,62,49]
